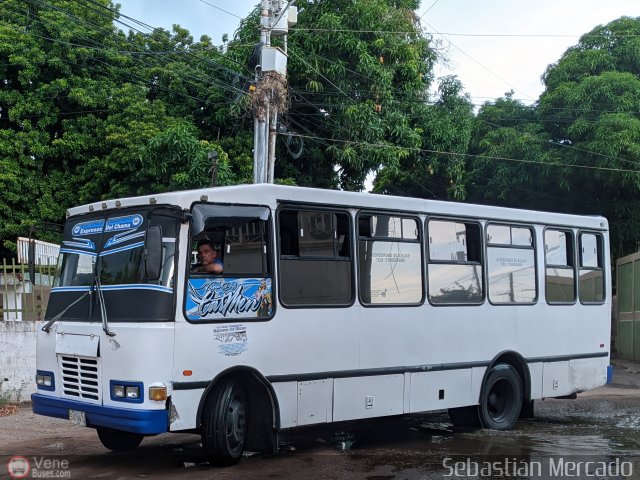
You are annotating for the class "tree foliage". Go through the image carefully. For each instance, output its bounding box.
[374,75,474,199]
[470,17,640,258]
[0,0,249,255]
[3,2,640,263]
[273,0,437,190]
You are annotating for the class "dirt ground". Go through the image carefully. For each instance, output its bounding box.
[1,359,639,479]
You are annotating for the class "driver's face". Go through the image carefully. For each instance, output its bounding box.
[197,244,217,265]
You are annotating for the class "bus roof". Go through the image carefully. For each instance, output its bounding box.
[67,184,608,230]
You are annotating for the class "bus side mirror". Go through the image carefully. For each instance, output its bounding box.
[145,226,163,282]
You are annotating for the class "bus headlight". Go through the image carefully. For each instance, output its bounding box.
[112,384,125,398]
[125,386,140,399]
[36,371,54,389]
[110,381,143,402]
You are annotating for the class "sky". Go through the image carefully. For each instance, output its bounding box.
[117,0,638,107]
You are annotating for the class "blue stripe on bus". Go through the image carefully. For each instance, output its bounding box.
[99,241,145,257]
[100,284,173,293]
[51,286,92,293]
[60,248,97,257]
[31,394,168,434]
[51,285,173,294]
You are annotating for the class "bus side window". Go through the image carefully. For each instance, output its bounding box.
[358,213,423,305]
[427,219,483,305]
[278,208,353,306]
[545,229,576,304]
[486,224,536,304]
[578,232,605,304]
[279,210,299,256]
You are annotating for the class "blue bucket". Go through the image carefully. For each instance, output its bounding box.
[606,365,613,384]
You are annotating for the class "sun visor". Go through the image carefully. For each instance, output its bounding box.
[191,205,270,233]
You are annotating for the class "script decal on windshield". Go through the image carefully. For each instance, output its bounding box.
[186,278,272,321]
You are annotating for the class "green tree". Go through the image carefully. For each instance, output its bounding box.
[374,75,474,199]
[228,0,437,190]
[537,16,640,257]
[0,0,241,256]
[466,93,566,211]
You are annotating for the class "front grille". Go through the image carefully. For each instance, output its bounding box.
[59,355,101,402]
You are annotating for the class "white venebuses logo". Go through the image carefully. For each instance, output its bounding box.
[72,220,105,236]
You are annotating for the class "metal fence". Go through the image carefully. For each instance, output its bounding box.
[617,252,640,362]
[0,258,56,321]
[17,237,60,266]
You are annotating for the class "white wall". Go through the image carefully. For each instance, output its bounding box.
[0,321,37,401]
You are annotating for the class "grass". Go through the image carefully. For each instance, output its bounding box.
[0,377,26,416]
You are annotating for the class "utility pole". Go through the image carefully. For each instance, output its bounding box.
[209,150,219,187]
[252,1,297,184]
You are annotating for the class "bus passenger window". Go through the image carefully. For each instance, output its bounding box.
[427,220,483,304]
[278,208,353,306]
[545,229,575,304]
[487,224,536,304]
[578,233,605,304]
[358,213,423,305]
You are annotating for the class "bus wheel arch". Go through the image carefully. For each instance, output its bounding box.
[197,367,279,463]
[478,351,530,429]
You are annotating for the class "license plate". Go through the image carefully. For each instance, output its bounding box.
[69,409,86,427]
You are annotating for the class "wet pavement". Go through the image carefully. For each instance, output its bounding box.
[1,360,639,479]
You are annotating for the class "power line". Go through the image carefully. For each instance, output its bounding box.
[288,49,354,104]
[285,133,640,175]
[423,20,536,101]
[69,0,255,77]
[198,0,244,20]
[16,1,251,99]
[419,0,441,19]
[291,27,640,39]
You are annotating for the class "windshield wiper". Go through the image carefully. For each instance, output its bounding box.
[94,261,115,337]
[41,290,91,333]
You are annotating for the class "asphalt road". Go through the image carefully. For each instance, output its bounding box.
[1,361,639,479]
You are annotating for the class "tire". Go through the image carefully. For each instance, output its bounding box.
[448,405,481,428]
[201,381,248,466]
[97,428,144,451]
[478,363,522,430]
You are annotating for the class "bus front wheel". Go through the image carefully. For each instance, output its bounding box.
[201,380,248,466]
[479,363,522,430]
[97,428,143,451]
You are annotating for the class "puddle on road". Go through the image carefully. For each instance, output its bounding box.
[284,398,640,478]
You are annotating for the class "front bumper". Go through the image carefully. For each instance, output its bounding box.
[32,393,169,434]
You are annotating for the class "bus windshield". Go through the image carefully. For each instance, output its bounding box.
[46,207,179,323]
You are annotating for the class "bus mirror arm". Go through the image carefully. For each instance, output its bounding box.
[145,225,163,282]
[28,226,36,285]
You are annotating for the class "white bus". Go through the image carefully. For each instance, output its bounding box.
[32,184,611,465]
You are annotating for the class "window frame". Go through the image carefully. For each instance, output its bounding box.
[485,222,538,306]
[356,210,425,308]
[577,230,606,305]
[184,202,275,324]
[543,227,577,305]
[426,216,485,307]
[276,204,355,309]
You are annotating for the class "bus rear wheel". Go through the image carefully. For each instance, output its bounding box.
[97,428,144,451]
[201,380,248,466]
[479,363,522,430]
